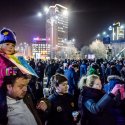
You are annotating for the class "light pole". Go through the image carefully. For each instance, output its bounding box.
[51,18,54,59]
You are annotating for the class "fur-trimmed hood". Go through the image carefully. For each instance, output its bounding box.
[104,75,125,93]
[107,75,124,83]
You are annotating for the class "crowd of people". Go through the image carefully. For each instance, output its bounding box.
[0,27,125,125]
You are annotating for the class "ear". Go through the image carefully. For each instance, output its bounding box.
[0,44,2,51]
[55,86,60,92]
[7,84,12,91]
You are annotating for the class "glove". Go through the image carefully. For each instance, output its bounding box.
[119,85,125,100]
[111,84,123,96]
[6,67,18,76]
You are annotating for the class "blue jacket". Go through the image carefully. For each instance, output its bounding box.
[64,67,77,92]
[80,64,87,77]
[104,75,124,93]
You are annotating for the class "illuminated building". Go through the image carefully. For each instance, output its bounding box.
[46,4,68,58]
[32,37,50,59]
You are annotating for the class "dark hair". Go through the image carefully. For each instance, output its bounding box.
[72,64,79,68]
[3,72,31,86]
[110,66,121,76]
[51,73,67,87]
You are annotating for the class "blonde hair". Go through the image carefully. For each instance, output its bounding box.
[78,75,99,89]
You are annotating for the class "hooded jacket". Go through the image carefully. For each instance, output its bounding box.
[104,75,124,93]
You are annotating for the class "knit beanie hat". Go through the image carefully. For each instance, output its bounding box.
[0,28,17,44]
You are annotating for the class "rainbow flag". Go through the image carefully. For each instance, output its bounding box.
[1,54,38,77]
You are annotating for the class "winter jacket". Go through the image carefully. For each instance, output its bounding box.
[0,53,15,87]
[104,75,124,93]
[0,53,15,125]
[45,64,56,76]
[46,92,77,125]
[0,87,8,125]
[64,67,77,95]
[35,62,45,80]
[120,66,125,80]
[80,63,87,77]
[56,67,64,75]
[104,75,125,125]
[79,86,116,125]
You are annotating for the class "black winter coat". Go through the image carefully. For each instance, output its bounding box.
[46,92,76,125]
[79,86,117,125]
[0,88,7,125]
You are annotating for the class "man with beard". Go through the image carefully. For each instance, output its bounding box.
[4,73,47,125]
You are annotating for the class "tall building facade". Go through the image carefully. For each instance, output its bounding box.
[46,4,68,58]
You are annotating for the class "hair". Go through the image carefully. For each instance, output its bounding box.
[51,73,67,87]
[72,63,79,68]
[78,74,100,89]
[3,71,31,87]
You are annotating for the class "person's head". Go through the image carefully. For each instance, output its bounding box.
[91,63,99,71]
[78,75,102,90]
[0,28,17,55]
[72,63,79,72]
[51,73,68,95]
[110,65,121,76]
[4,73,31,99]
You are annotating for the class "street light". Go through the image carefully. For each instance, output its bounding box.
[44,6,49,14]
[37,12,42,17]
[108,26,113,31]
[102,31,106,35]
[97,34,100,37]
[72,38,75,42]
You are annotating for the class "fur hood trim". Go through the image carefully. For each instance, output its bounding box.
[107,75,124,82]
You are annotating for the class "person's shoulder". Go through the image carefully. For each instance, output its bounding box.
[48,93,57,101]
[65,93,73,97]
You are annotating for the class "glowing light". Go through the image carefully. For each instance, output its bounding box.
[72,38,75,42]
[44,6,49,14]
[33,37,41,41]
[120,25,124,29]
[108,26,112,31]
[97,34,100,37]
[102,31,106,35]
[37,12,42,17]
[62,10,68,16]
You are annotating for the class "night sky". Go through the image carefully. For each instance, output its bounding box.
[0,0,125,49]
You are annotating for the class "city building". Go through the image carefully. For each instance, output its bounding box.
[46,4,68,58]
[103,22,125,59]
[32,37,50,59]
[17,42,31,58]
